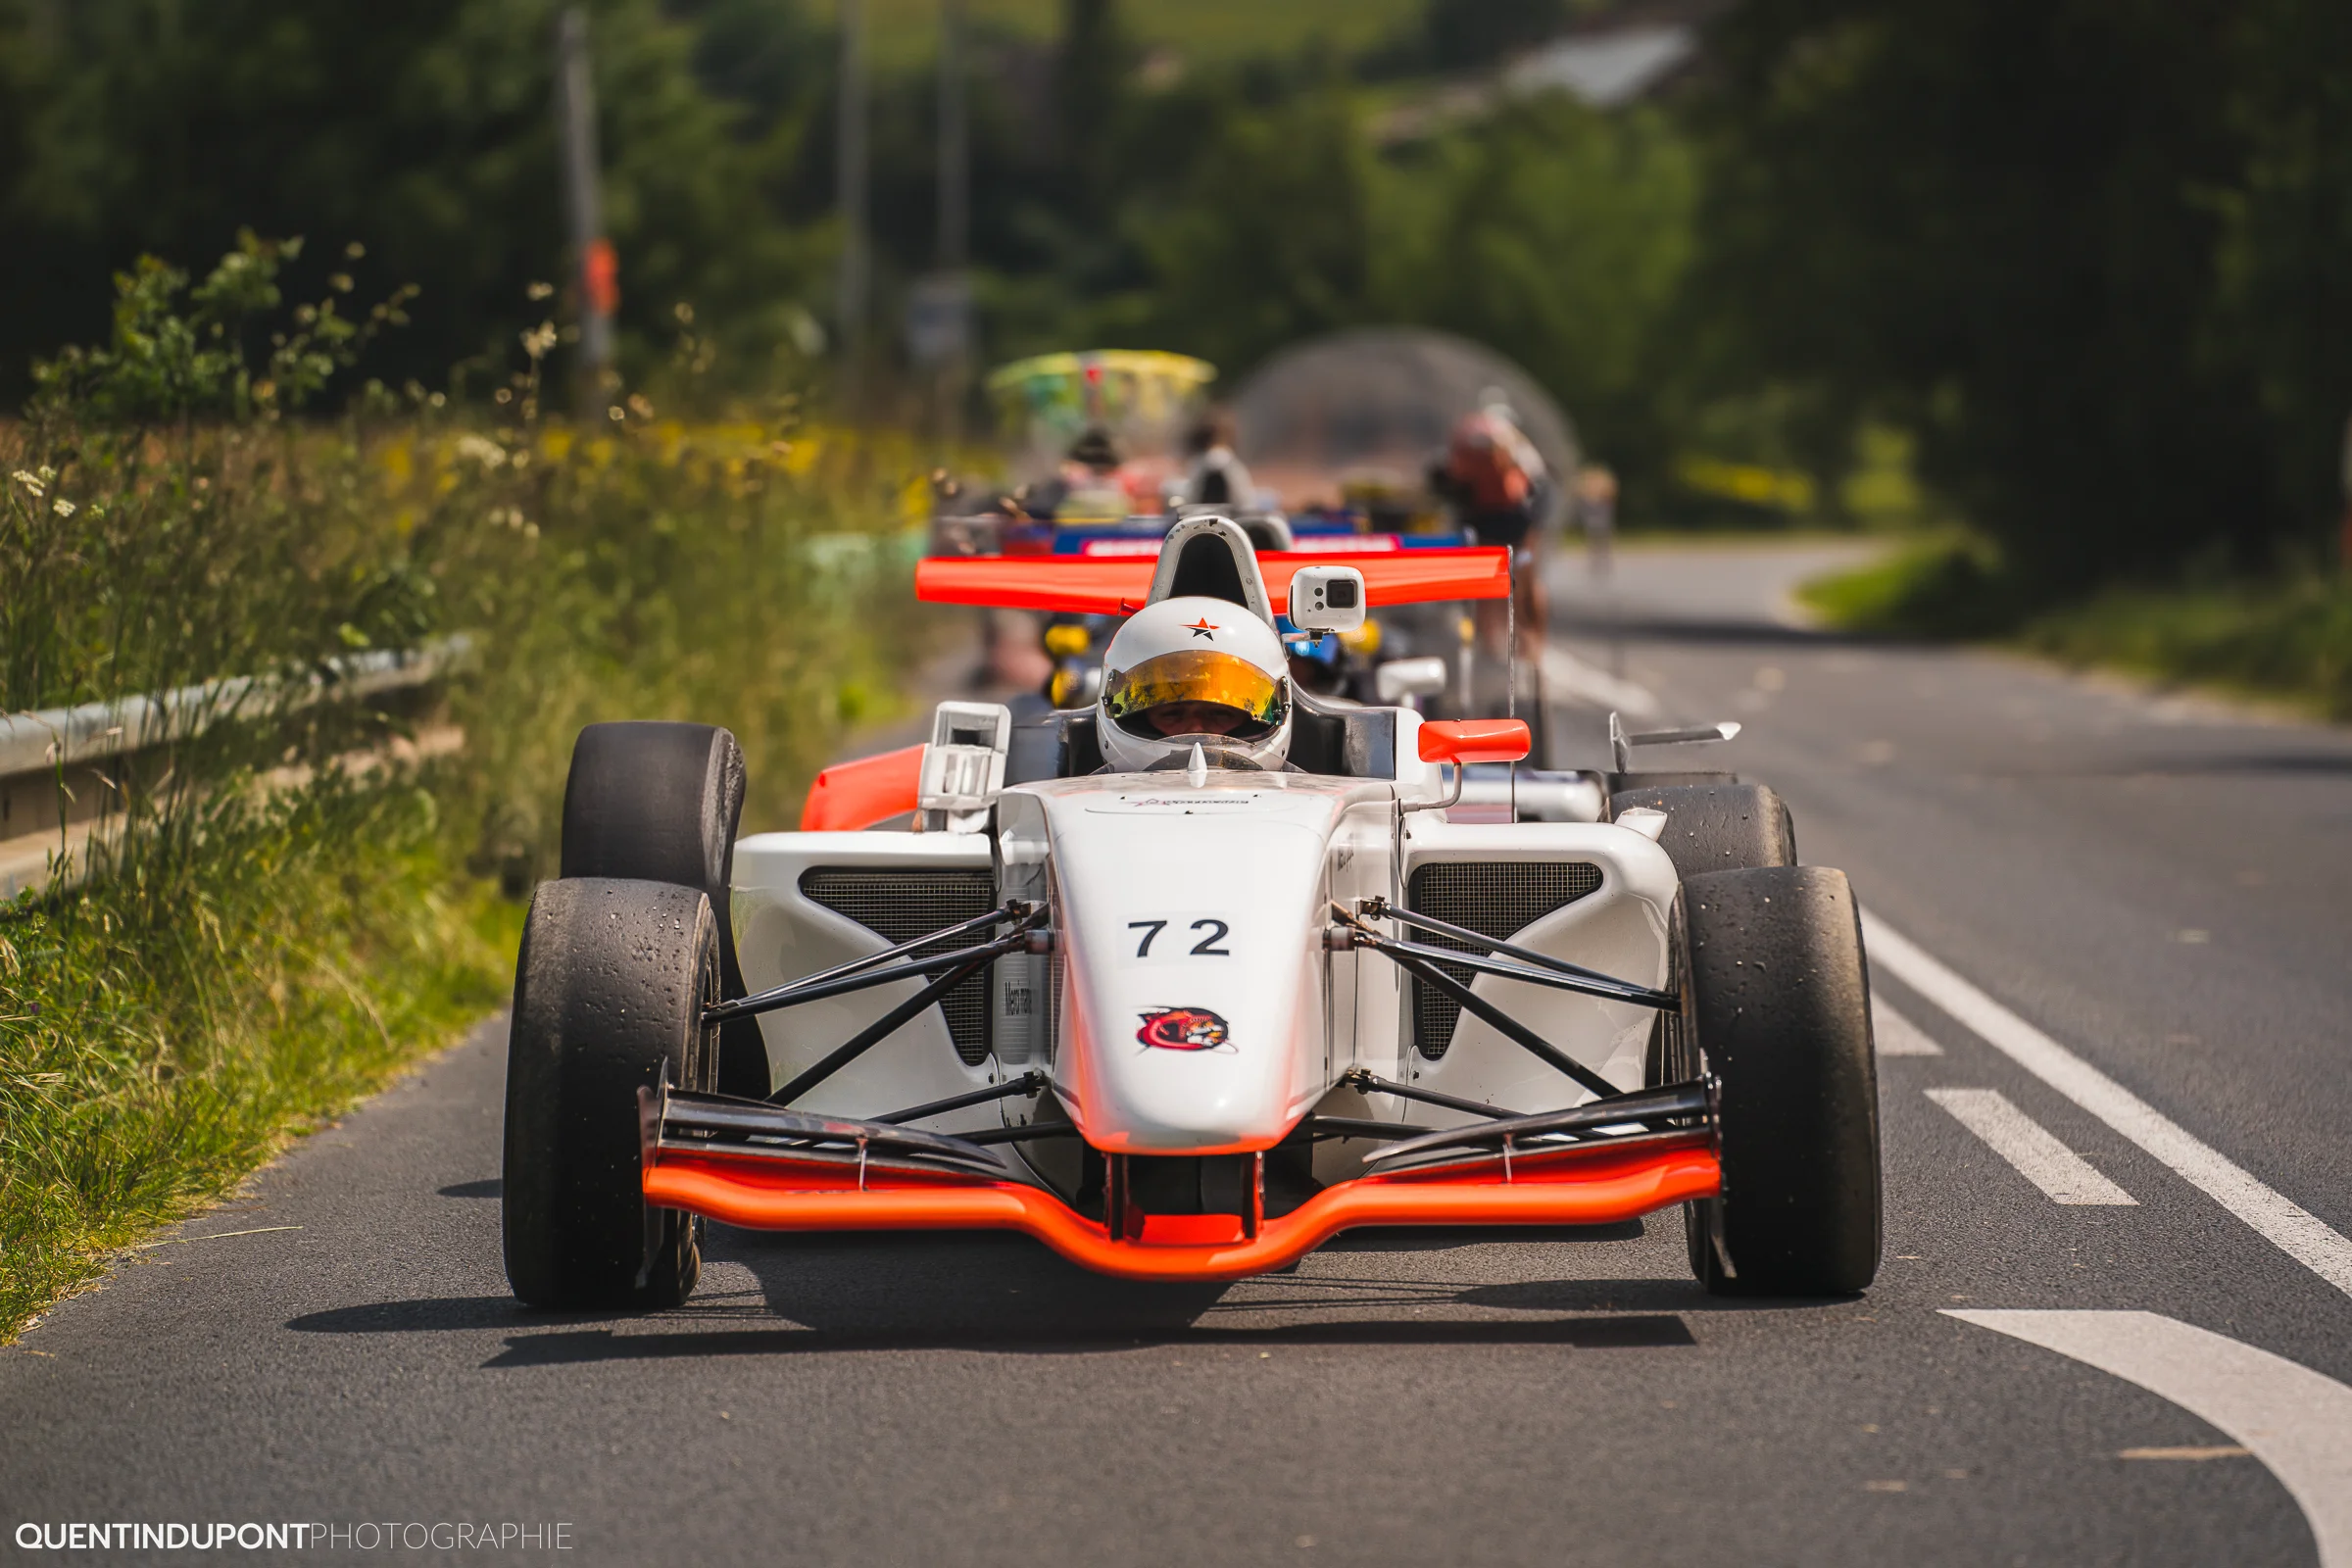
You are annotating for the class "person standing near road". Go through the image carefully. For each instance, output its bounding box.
[1022,425,1130,522]
[1172,409,1255,511]
[1432,396,1550,662]
[1576,464,1618,577]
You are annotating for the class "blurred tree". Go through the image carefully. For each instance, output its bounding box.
[1694,0,2344,589]
[1129,89,1375,371]
[2210,0,2352,538]
[1420,0,1574,72]
[1369,97,1698,506]
[1056,0,1140,227]
[0,0,821,403]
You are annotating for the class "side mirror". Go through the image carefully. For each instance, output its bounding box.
[1608,710,1740,772]
[1375,655,1448,705]
[919,700,1011,830]
[1288,564,1366,634]
[1417,718,1531,766]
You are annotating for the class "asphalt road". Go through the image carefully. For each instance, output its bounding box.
[7,540,2351,1566]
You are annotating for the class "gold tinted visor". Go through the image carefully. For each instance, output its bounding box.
[1103,650,1285,738]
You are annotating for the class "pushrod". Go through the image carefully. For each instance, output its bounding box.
[760,899,1022,994]
[1339,1068,1520,1122]
[874,1071,1045,1126]
[768,954,994,1105]
[710,923,1030,1025]
[1363,940,1624,1102]
[1366,931,1678,1011]
[1364,899,1677,1006]
[1305,1116,1442,1142]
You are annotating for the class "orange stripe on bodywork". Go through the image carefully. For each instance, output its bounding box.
[913,548,1511,616]
[798,743,924,830]
[643,1136,1719,1283]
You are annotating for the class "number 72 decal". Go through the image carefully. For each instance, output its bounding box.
[1126,916,1233,958]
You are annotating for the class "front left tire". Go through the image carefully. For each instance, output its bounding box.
[502,877,719,1309]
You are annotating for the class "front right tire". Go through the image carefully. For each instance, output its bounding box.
[1682,864,1881,1296]
[1609,781,1796,879]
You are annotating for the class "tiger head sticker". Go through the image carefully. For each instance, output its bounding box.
[1136,1006,1232,1053]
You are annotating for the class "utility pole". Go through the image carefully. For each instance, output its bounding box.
[938,0,969,277]
[836,0,870,422]
[907,0,974,453]
[936,0,973,449]
[556,8,616,418]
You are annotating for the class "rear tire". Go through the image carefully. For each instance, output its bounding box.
[1682,865,1880,1296]
[1610,782,1797,879]
[503,877,719,1309]
[561,721,766,1098]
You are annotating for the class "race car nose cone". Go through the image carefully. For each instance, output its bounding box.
[1186,742,1208,789]
[1044,785,1339,1153]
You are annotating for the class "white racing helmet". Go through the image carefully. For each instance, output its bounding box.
[1097,595,1293,772]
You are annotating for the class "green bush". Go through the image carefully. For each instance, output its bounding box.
[1799,535,2352,718]
[2020,576,2352,720]
[1794,534,2024,639]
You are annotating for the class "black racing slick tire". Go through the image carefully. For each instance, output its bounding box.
[1682,865,1881,1297]
[560,720,767,1098]
[503,877,719,1310]
[1609,782,1797,880]
[1604,769,1736,798]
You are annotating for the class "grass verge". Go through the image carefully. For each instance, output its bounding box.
[1799,535,2352,719]
[1,241,925,1340]
[1,808,514,1338]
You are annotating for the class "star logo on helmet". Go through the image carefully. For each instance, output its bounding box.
[1186,616,1218,639]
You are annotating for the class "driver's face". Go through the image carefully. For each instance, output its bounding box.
[1147,701,1247,737]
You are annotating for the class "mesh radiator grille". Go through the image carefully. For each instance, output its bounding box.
[1407,861,1603,1060]
[799,867,997,1066]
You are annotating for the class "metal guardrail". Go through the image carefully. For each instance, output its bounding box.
[0,640,465,902]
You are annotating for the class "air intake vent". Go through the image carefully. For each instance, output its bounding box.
[800,867,997,1066]
[1408,861,1602,1060]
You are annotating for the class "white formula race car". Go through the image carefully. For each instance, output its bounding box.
[501,518,1881,1305]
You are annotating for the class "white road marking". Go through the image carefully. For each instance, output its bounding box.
[1925,1089,2136,1205]
[1864,912,2352,1298]
[1539,646,1661,718]
[1946,1310,2352,1567]
[1873,1000,1943,1056]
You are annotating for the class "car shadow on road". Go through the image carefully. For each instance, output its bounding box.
[473,1313,1697,1367]
[286,1220,1855,1367]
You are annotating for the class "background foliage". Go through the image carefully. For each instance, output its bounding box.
[0,246,920,1337]
[2,0,2347,569]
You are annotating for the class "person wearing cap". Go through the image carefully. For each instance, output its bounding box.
[1022,425,1131,522]
[1433,399,1551,662]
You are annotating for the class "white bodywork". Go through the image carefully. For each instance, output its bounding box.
[731,706,1681,1184]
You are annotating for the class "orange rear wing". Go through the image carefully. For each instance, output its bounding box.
[913,547,1510,616]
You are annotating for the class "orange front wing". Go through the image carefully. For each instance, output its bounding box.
[644,1134,1720,1283]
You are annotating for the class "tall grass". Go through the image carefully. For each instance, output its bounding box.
[1798,534,2352,719]
[0,245,925,1338]
[2017,575,2352,721]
